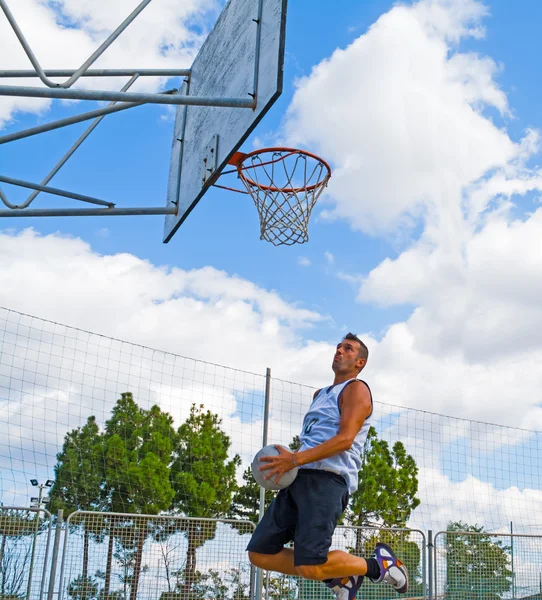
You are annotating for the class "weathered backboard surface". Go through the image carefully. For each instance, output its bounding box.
[163,0,287,243]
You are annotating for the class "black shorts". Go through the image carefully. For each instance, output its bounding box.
[246,468,349,567]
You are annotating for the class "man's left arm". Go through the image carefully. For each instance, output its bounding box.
[260,381,372,483]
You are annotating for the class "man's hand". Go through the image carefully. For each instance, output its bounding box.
[258,445,297,484]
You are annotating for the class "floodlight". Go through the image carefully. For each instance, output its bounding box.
[42,497,50,504]
[31,497,39,503]
[30,479,38,486]
[45,480,54,487]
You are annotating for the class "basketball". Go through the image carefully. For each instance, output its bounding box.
[251,444,299,491]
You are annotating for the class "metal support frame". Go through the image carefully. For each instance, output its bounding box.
[0,176,113,208]
[0,75,140,208]
[0,84,256,107]
[254,367,272,600]
[0,69,190,78]
[0,0,263,220]
[0,0,153,89]
[0,88,178,146]
[0,207,177,217]
[48,510,63,600]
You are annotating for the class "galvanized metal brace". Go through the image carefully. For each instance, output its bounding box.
[0,0,262,218]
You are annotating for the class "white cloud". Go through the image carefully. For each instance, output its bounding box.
[297,256,311,267]
[282,0,542,429]
[1,229,541,533]
[2,0,542,535]
[324,251,334,264]
[0,228,330,380]
[283,0,521,237]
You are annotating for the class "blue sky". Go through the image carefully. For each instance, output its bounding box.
[5,0,542,532]
[0,0,419,342]
[2,0,542,428]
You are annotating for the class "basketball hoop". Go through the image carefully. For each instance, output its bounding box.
[223,148,332,246]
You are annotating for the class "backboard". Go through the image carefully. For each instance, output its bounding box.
[163,0,287,243]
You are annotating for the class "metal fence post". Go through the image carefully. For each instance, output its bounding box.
[427,529,433,600]
[47,510,63,600]
[26,506,41,600]
[254,367,271,600]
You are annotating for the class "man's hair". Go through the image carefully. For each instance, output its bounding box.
[344,332,369,362]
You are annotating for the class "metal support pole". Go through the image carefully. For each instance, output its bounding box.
[510,521,515,600]
[0,69,190,78]
[47,510,63,600]
[0,100,141,145]
[0,0,153,89]
[427,530,433,600]
[26,489,43,600]
[0,85,256,108]
[0,83,179,147]
[0,206,176,217]
[254,368,271,600]
[260,367,271,520]
[0,176,113,208]
[38,514,53,600]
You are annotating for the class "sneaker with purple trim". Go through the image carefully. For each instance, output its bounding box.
[369,542,409,594]
[324,576,364,600]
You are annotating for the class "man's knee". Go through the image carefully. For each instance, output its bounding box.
[295,564,324,580]
[248,551,269,569]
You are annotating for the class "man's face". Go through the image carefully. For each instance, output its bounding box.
[332,339,365,373]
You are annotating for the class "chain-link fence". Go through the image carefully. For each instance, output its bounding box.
[267,526,426,600]
[0,506,53,600]
[434,529,542,600]
[4,308,542,598]
[59,512,255,600]
[3,306,542,536]
[4,507,542,600]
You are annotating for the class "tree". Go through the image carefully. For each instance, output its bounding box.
[102,393,176,600]
[170,404,240,598]
[336,427,422,597]
[49,415,105,597]
[345,426,420,539]
[445,522,512,600]
[228,467,274,526]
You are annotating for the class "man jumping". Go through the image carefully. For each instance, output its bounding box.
[247,333,408,599]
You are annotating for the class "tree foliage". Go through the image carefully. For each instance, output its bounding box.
[228,435,300,526]
[346,426,420,530]
[49,416,105,515]
[51,394,240,600]
[445,522,512,600]
[170,404,240,596]
[171,404,239,518]
[49,415,106,590]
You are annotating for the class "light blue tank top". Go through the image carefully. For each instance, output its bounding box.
[298,378,373,493]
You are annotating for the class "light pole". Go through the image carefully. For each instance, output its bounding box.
[26,478,53,600]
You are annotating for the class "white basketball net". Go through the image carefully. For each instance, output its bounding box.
[237,149,331,246]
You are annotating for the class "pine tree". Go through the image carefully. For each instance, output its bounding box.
[170,404,240,598]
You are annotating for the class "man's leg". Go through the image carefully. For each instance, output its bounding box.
[249,543,408,595]
[248,548,368,580]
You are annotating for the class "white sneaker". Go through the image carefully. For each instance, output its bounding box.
[324,576,364,600]
[369,542,409,594]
